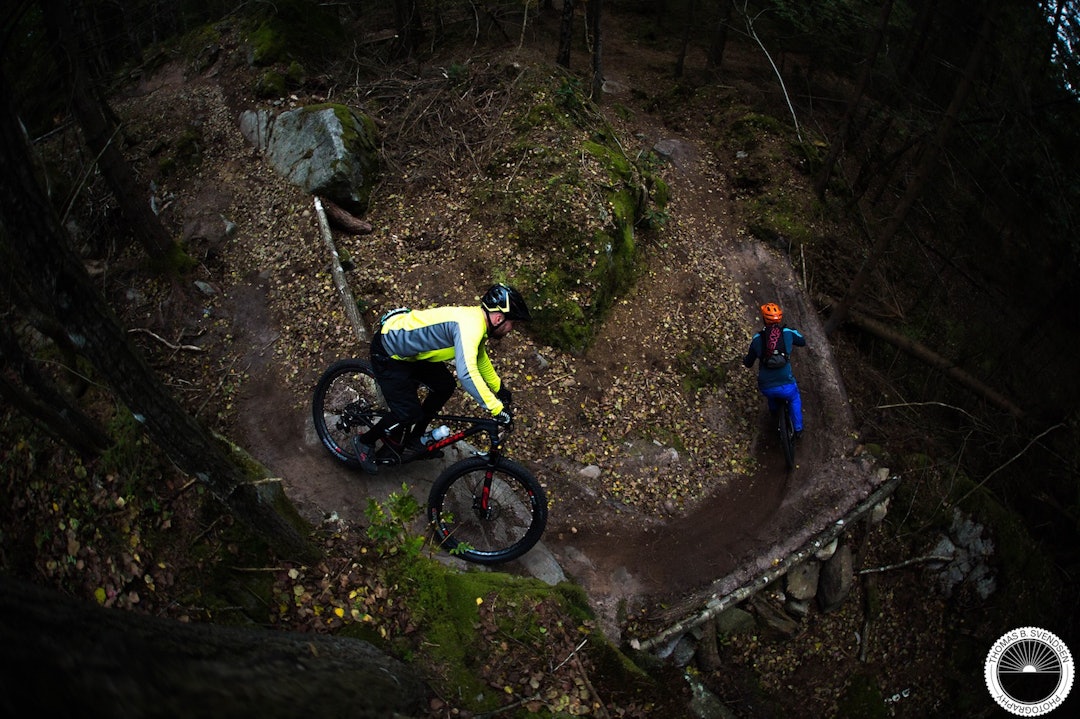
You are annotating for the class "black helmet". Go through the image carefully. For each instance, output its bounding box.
[481,283,531,321]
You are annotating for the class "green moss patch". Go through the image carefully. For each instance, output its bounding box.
[470,68,668,353]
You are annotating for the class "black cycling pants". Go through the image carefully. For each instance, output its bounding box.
[369,331,455,429]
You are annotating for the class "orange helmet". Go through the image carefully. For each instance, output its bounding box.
[761,303,783,325]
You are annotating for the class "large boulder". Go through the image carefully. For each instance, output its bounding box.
[239,104,379,216]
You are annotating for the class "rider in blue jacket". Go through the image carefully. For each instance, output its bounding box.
[743,302,806,436]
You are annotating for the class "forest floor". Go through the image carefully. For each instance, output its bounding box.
[72,7,987,717]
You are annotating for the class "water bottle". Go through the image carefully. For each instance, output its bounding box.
[421,425,450,445]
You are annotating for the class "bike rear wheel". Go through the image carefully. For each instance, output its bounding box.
[427,456,548,565]
[778,401,796,469]
[311,359,386,469]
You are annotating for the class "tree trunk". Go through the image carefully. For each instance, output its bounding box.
[0,71,319,563]
[814,0,895,200]
[0,577,428,718]
[707,0,734,70]
[674,0,696,79]
[40,0,181,267]
[824,8,994,336]
[392,0,424,59]
[899,0,937,81]
[587,0,604,99]
[0,321,113,456]
[820,296,1025,416]
[557,0,574,68]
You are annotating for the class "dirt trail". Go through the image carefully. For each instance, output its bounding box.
[231,119,883,644]
[534,241,880,640]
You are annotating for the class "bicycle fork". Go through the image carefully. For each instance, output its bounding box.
[471,460,503,520]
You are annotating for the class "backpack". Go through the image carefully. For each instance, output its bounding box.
[761,325,788,369]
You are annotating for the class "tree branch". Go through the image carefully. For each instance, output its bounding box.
[858,554,954,575]
[953,422,1066,506]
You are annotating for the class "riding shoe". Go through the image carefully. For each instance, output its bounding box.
[352,437,378,474]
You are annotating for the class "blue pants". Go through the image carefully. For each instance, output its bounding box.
[761,382,803,432]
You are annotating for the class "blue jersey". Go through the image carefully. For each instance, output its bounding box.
[743,326,806,389]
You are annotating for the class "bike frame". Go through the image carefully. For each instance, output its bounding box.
[413,414,510,521]
[402,413,507,465]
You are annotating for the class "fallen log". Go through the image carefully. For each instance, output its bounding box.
[314,196,367,345]
[817,295,1024,417]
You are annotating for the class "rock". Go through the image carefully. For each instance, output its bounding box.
[687,671,739,719]
[785,560,820,601]
[749,595,799,638]
[193,280,216,296]
[240,104,380,216]
[927,535,956,569]
[653,137,694,168]
[238,108,273,151]
[578,464,602,479]
[817,542,853,612]
[785,598,811,618]
[869,497,889,525]
[814,537,838,561]
[714,606,755,637]
[670,634,698,667]
[601,79,628,95]
[931,509,997,599]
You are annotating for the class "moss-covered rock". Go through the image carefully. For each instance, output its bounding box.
[261,103,380,215]
[470,69,669,353]
[242,0,346,67]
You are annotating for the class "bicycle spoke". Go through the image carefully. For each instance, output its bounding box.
[312,360,386,467]
[441,471,534,551]
[429,457,546,564]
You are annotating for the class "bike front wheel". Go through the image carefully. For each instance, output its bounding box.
[778,401,796,469]
[311,359,386,469]
[427,456,548,565]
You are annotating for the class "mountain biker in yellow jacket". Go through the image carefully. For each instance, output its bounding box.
[353,283,531,473]
[743,302,806,437]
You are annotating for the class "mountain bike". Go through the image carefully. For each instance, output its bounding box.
[311,358,548,565]
[776,398,796,470]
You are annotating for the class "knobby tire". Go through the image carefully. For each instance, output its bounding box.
[428,456,548,565]
[311,358,386,469]
[778,401,796,469]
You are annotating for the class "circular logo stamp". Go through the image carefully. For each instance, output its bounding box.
[985,627,1073,715]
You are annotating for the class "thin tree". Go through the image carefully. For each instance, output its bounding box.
[738,1,803,143]
[0,71,318,563]
[392,0,424,59]
[707,0,735,71]
[675,0,697,79]
[0,319,113,455]
[587,0,604,99]
[813,0,895,200]
[40,0,185,270]
[824,8,995,336]
[557,0,574,68]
